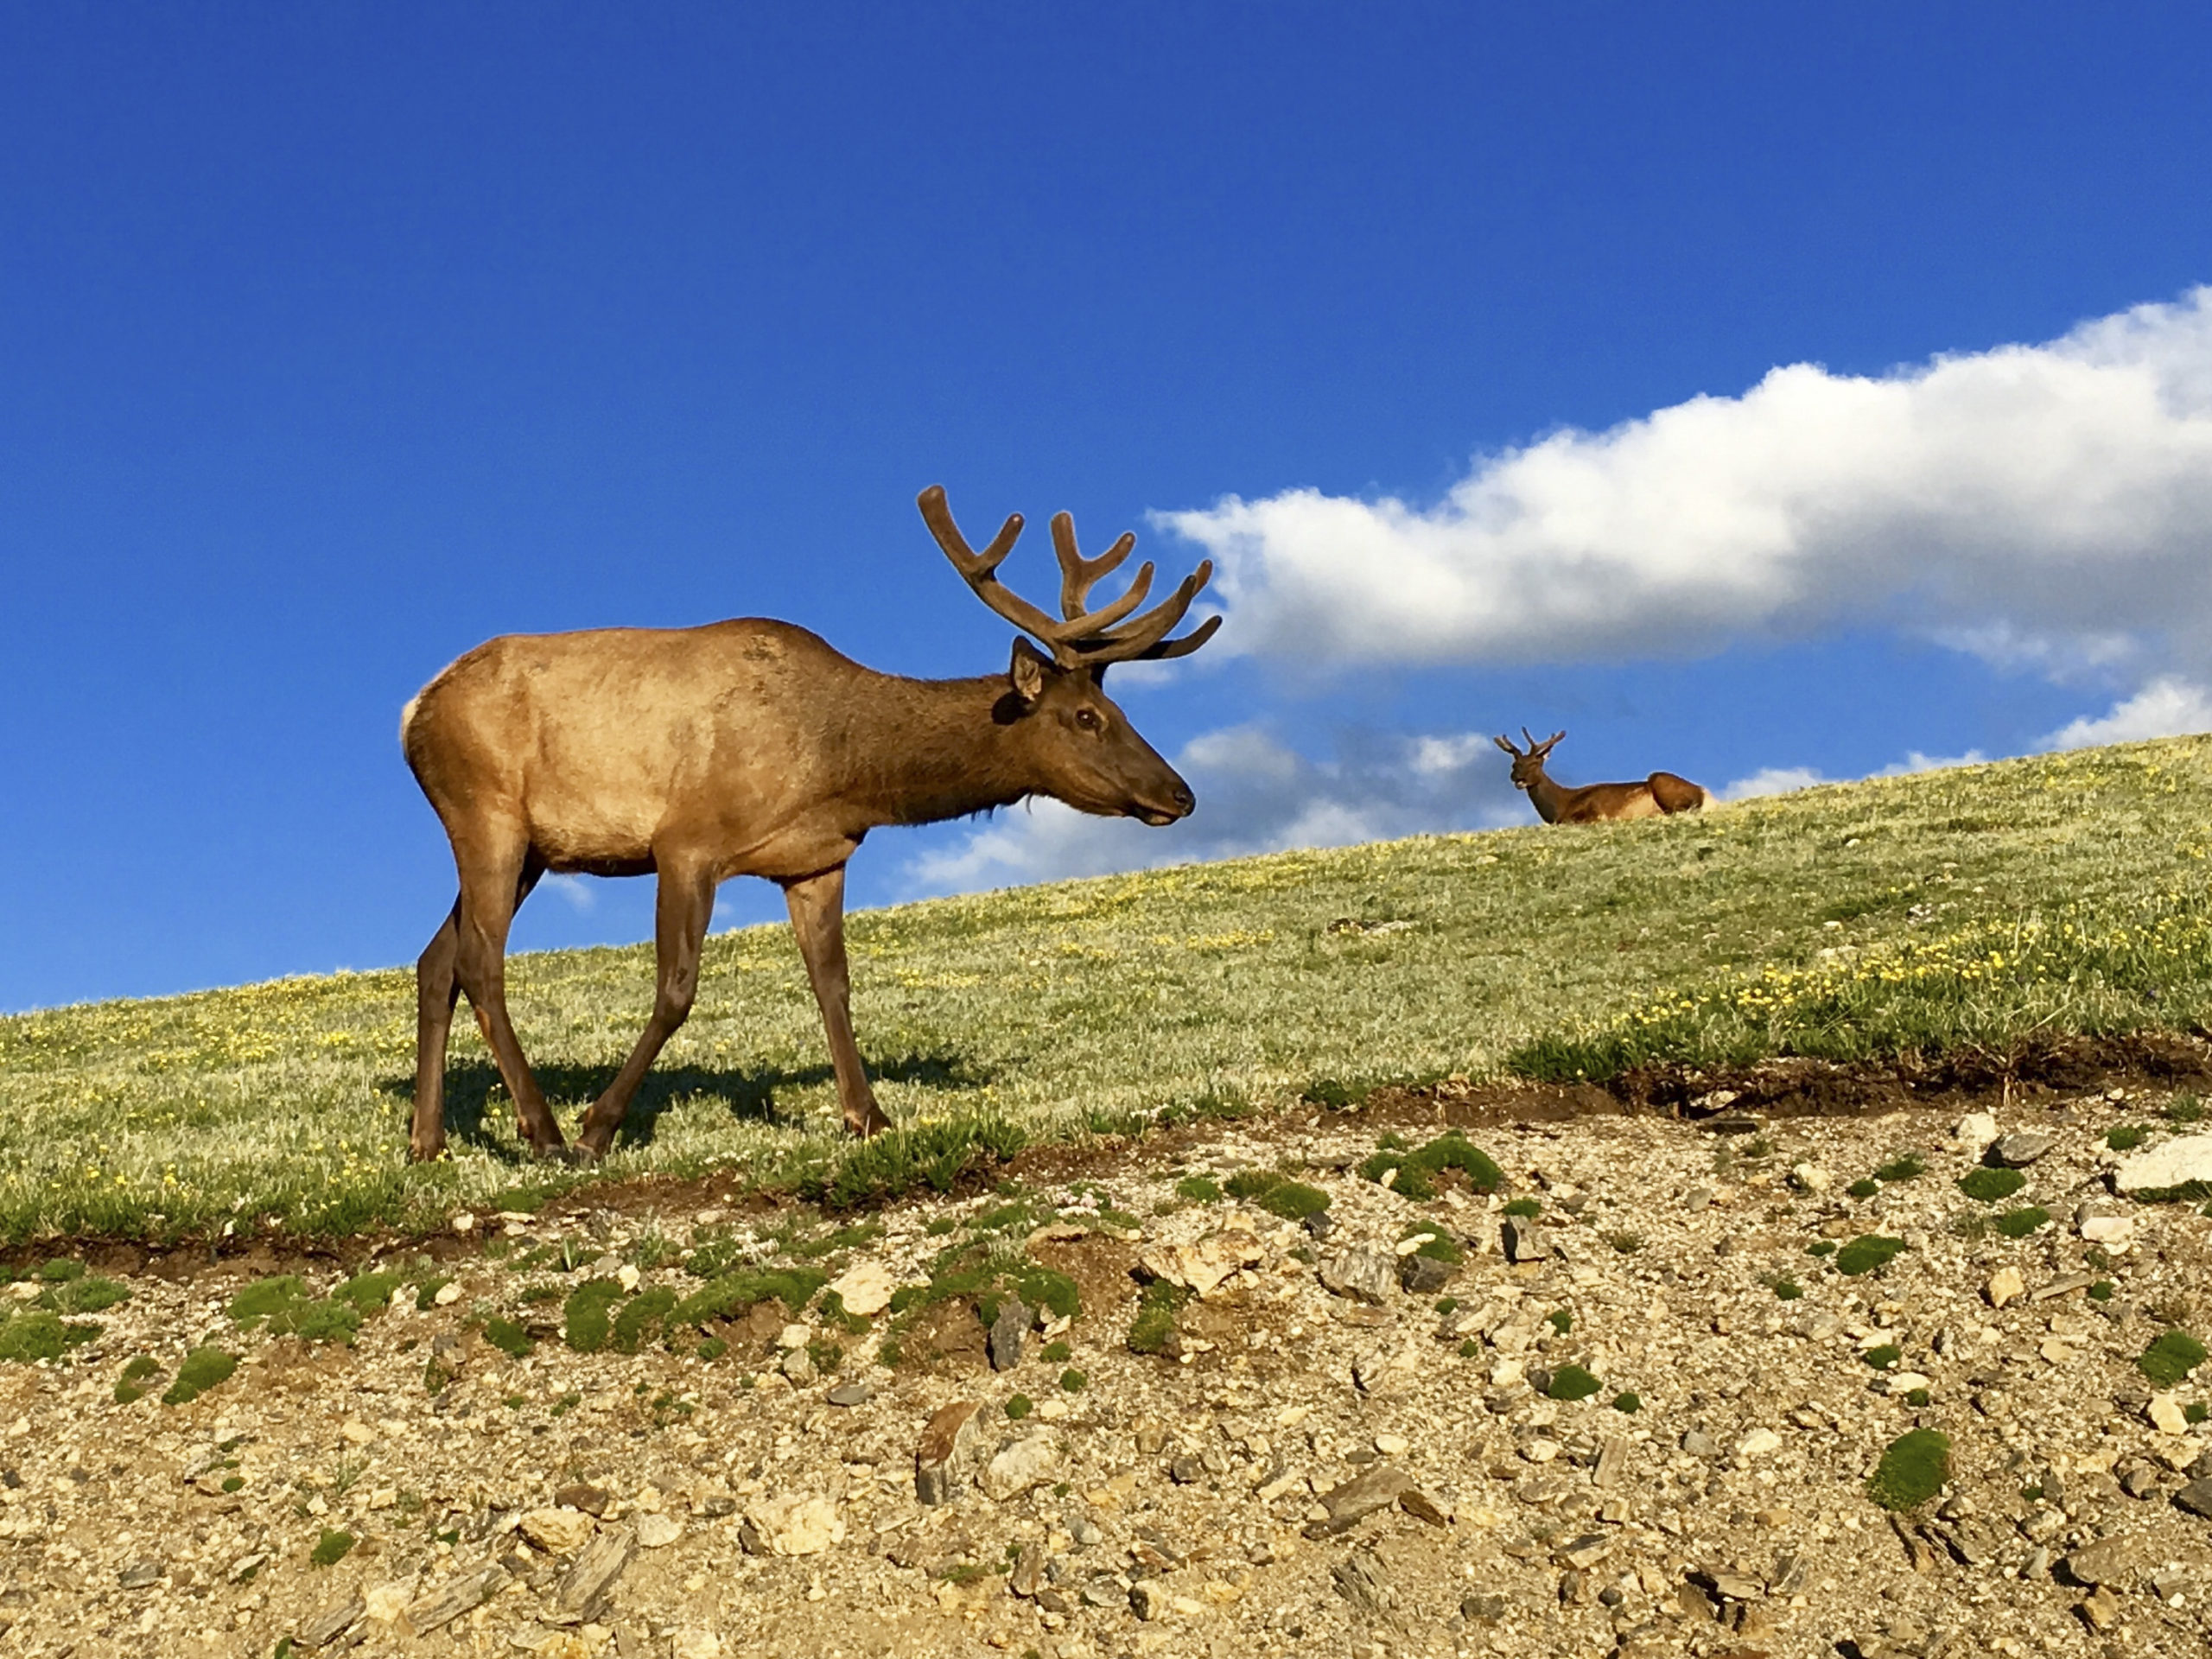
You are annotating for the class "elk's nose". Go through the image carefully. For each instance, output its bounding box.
[1170,782,1195,815]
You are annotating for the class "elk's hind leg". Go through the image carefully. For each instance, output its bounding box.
[573,855,718,1161]
[410,897,465,1161]
[784,865,892,1138]
[448,841,565,1157]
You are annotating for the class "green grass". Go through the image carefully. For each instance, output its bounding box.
[1834,1236,1908,1277]
[6,738,2212,1239]
[162,1345,238,1405]
[1957,1167,2026,1203]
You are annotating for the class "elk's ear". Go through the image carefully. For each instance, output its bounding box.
[1008,638,1050,705]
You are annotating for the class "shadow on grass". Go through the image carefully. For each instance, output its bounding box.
[377,1052,996,1158]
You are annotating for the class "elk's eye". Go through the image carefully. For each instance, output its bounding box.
[1074,708,1103,732]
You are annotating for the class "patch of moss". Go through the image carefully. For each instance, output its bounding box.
[1458,1338,1482,1359]
[1357,1132,1503,1202]
[1834,1235,1908,1277]
[1174,1175,1222,1204]
[1993,1206,2050,1239]
[1223,1168,1332,1223]
[1847,1179,1880,1200]
[1545,1309,1573,1335]
[1866,1427,1950,1511]
[1545,1364,1600,1402]
[1040,1339,1072,1363]
[480,1318,532,1359]
[2139,1329,2209,1388]
[1958,1167,2026,1202]
[1004,1394,1033,1420]
[0,1313,99,1363]
[1128,1281,1190,1357]
[113,1354,162,1403]
[1864,1344,1902,1370]
[1402,1228,1466,1265]
[563,1278,625,1354]
[162,1345,238,1405]
[2088,1281,2115,1302]
[612,1287,679,1354]
[1773,1279,1803,1301]
[1060,1368,1087,1392]
[1611,1391,1642,1414]
[37,1259,84,1282]
[2108,1124,2152,1151]
[1808,1240,1837,1258]
[1872,1154,1927,1183]
[1499,1197,1541,1218]
[333,1270,404,1315]
[309,1529,355,1568]
[227,1275,308,1328]
[670,1268,827,1328]
[38,1274,128,1315]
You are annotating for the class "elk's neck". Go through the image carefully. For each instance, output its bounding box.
[847,675,1039,828]
[1524,771,1567,824]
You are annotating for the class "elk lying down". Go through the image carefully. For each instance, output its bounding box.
[401,486,1220,1162]
[1493,728,1708,824]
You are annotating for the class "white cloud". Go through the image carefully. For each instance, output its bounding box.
[543,874,596,912]
[2039,675,2212,750]
[1719,766,1834,801]
[1164,288,2212,680]
[901,723,1522,894]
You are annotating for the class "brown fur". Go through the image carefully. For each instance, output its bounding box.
[1493,729,1709,825]
[403,489,1215,1163]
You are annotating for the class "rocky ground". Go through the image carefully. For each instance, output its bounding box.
[8,1065,2212,1659]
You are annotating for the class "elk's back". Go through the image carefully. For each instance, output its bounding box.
[403,620,867,868]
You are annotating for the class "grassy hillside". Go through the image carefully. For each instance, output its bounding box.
[3,736,2210,1243]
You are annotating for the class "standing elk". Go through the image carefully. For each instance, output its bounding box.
[1493,728,1708,823]
[400,485,1220,1163]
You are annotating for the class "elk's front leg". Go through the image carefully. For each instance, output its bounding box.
[573,856,718,1161]
[783,865,893,1138]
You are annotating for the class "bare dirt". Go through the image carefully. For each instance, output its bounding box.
[7,1048,2212,1658]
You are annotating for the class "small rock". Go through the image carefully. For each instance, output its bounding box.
[779,1345,817,1385]
[977,1433,1058,1502]
[1789,1162,1831,1193]
[1955,1112,1999,1156]
[554,1483,611,1516]
[1008,1542,1045,1599]
[915,1402,983,1505]
[1309,1465,1414,1533]
[1991,1131,2054,1167]
[1129,1580,1165,1620]
[117,1560,161,1589]
[1331,1549,1389,1616]
[1681,1431,1719,1459]
[296,1592,365,1648]
[2150,1394,2190,1436]
[1139,1230,1267,1299]
[826,1381,874,1408]
[2065,1533,2142,1585]
[1399,1253,1455,1294]
[2080,1213,2136,1248]
[2115,1134,2212,1195]
[739,1494,843,1556]
[635,1513,683,1548]
[2121,1464,2163,1500]
[450,1211,476,1235]
[827,1260,895,1318]
[671,1635,723,1659]
[1303,1210,1336,1240]
[1557,1534,1611,1569]
[1984,1267,2025,1308]
[1319,1249,1397,1305]
[1500,1217,1549,1264]
[1735,1428,1783,1459]
[1169,1455,1206,1484]
[615,1264,641,1293]
[1374,1432,1410,1457]
[520,1508,597,1554]
[2172,1478,2212,1519]
[2080,1583,2122,1632]
[988,1296,1031,1372]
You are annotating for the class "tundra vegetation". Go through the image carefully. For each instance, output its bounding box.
[2,735,2211,1243]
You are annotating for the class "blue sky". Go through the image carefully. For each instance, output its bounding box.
[5,6,2211,1011]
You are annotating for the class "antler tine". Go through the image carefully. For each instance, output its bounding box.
[1493,734,1521,755]
[1050,512,1140,621]
[918,486,1066,648]
[1522,727,1537,750]
[1069,560,1217,665]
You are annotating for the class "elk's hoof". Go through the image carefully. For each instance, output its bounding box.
[408,1142,446,1165]
[847,1108,893,1140]
[531,1141,583,1166]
